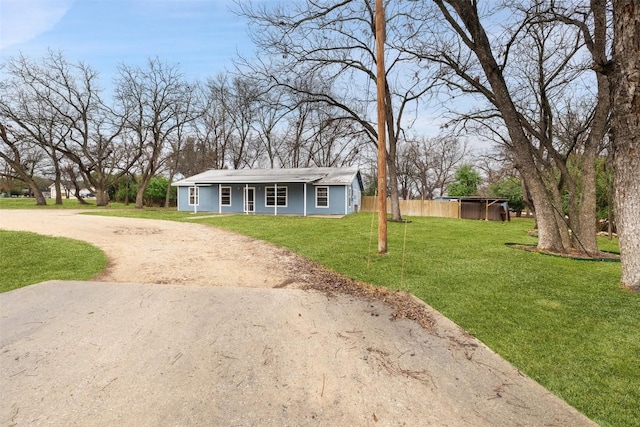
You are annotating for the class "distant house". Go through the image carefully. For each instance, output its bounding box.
[48,183,94,200]
[172,167,363,216]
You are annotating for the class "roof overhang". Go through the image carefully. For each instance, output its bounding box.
[172,167,361,188]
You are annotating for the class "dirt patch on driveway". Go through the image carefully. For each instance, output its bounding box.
[0,210,595,426]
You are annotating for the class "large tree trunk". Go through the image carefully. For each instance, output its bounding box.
[95,189,109,206]
[135,189,145,209]
[568,0,613,257]
[387,154,402,221]
[28,179,47,206]
[612,0,640,291]
[53,163,63,205]
[570,153,599,255]
[521,162,572,252]
[135,173,153,209]
[385,84,402,221]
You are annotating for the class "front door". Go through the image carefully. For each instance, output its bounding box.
[243,187,255,213]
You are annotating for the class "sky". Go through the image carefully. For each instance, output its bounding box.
[0,0,256,84]
[0,0,454,139]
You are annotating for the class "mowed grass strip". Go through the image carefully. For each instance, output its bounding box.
[185,213,638,427]
[0,230,107,293]
[0,198,103,209]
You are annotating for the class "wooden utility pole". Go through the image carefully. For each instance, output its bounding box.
[375,0,387,254]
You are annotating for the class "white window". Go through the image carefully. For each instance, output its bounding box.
[266,186,287,207]
[189,186,199,206]
[316,186,329,208]
[221,186,231,206]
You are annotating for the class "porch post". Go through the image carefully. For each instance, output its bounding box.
[274,183,278,216]
[245,184,248,214]
[345,185,348,215]
[218,184,222,214]
[303,183,307,216]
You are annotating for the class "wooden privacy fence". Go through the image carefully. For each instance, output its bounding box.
[360,196,459,218]
[360,196,509,221]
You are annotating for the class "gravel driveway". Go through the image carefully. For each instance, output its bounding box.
[0,210,595,426]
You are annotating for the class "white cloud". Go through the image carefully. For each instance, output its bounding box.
[0,0,74,50]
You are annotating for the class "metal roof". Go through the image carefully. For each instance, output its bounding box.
[172,167,362,188]
[435,196,509,203]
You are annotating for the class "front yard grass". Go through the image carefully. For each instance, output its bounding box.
[0,230,106,293]
[186,213,638,427]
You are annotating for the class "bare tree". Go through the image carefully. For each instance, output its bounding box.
[268,74,371,168]
[611,0,640,291]
[1,51,134,206]
[115,58,199,208]
[182,74,235,174]
[236,0,439,221]
[402,136,469,199]
[307,112,367,167]
[251,85,289,168]
[0,54,70,205]
[0,123,48,204]
[164,83,202,207]
[226,76,261,169]
[408,0,610,256]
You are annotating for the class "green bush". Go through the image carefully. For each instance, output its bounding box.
[143,176,176,207]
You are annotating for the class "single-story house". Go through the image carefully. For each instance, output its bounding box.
[172,167,363,216]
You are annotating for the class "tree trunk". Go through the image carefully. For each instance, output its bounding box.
[9,165,46,205]
[165,173,174,208]
[54,164,63,205]
[95,189,109,206]
[568,0,612,256]
[31,183,47,206]
[135,173,152,209]
[385,83,402,221]
[387,156,402,221]
[569,151,599,256]
[124,179,131,205]
[135,189,145,209]
[612,0,640,291]
[73,188,89,205]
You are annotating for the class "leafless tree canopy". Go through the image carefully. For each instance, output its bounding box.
[235,0,442,220]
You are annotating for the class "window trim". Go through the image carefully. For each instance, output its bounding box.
[220,186,232,206]
[265,185,288,207]
[315,186,329,208]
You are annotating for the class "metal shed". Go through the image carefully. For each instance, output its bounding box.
[436,197,510,221]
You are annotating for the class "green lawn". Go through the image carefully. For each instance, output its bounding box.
[0,230,107,292]
[181,213,637,427]
[1,199,637,426]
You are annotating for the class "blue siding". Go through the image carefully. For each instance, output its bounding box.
[177,186,218,212]
[176,178,362,215]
